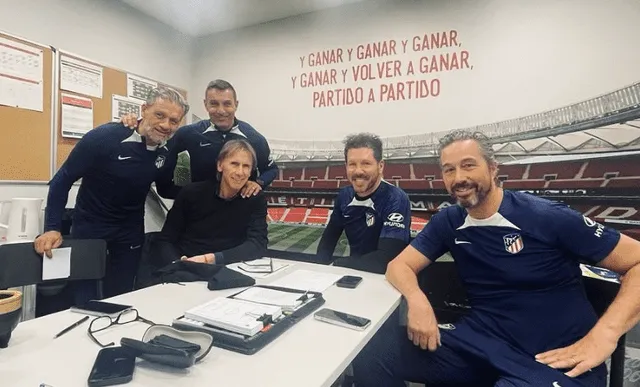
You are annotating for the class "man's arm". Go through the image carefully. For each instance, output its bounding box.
[154,146,182,200]
[254,137,278,188]
[35,130,104,257]
[43,132,103,233]
[154,187,190,262]
[536,205,640,377]
[334,191,412,274]
[214,195,269,265]
[316,199,344,264]
[593,234,640,342]
[386,211,450,351]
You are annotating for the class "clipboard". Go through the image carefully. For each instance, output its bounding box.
[172,285,325,355]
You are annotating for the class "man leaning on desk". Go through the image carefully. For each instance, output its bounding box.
[152,139,268,266]
[316,133,412,274]
[34,86,188,302]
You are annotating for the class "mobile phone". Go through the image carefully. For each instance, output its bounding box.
[336,275,362,289]
[70,300,132,318]
[87,347,136,387]
[314,308,371,331]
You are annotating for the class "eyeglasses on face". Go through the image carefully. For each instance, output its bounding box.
[87,308,155,348]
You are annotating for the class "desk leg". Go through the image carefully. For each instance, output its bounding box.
[610,334,626,387]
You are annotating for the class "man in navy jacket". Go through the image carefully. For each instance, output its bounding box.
[316,133,412,274]
[35,87,189,302]
[122,79,278,199]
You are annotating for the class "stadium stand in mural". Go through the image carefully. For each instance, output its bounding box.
[172,82,640,248]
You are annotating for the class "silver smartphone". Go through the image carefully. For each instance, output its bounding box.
[314,308,371,331]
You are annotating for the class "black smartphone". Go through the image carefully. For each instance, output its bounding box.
[314,308,371,331]
[336,275,362,289]
[87,347,136,387]
[71,300,132,318]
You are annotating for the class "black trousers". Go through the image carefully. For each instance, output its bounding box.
[72,241,142,305]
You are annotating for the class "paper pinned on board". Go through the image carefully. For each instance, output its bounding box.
[0,36,43,112]
[111,94,142,122]
[60,55,103,98]
[127,73,157,101]
[61,93,93,139]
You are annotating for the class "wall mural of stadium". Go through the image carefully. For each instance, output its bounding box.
[175,82,640,258]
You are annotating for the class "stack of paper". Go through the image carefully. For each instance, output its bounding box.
[227,258,290,279]
[233,287,306,312]
[268,269,343,293]
[185,297,282,336]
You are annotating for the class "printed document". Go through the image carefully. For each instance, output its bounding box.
[268,269,342,293]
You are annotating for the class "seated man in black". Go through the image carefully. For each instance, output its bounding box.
[154,139,268,266]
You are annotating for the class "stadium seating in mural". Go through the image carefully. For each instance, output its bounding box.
[264,154,640,239]
[270,154,640,191]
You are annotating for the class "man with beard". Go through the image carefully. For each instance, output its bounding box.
[316,133,411,274]
[121,79,278,198]
[35,87,189,302]
[351,129,640,386]
[151,139,268,266]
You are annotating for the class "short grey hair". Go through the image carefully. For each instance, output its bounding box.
[438,129,496,165]
[343,132,383,162]
[145,86,190,117]
[205,79,237,101]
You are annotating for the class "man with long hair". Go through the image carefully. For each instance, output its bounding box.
[155,139,268,265]
[352,129,640,387]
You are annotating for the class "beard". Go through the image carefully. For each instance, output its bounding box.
[352,173,378,196]
[451,179,491,208]
[139,123,169,146]
[146,131,164,146]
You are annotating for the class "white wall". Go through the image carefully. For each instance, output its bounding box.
[0,0,193,88]
[192,0,640,141]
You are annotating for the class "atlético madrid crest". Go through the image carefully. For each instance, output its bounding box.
[366,212,375,227]
[155,155,166,169]
[503,233,524,254]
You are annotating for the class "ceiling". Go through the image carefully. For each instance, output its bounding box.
[120,0,366,37]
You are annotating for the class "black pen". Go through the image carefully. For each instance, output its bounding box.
[54,316,89,339]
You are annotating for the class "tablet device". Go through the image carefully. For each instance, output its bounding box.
[70,300,132,317]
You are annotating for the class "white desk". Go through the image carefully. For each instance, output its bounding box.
[0,260,401,387]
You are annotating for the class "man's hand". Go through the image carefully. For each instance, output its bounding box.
[240,181,262,198]
[119,113,139,129]
[34,231,63,258]
[535,326,619,377]
[406,295,441,351]
[180,253,215,264]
